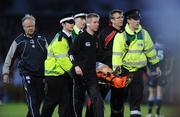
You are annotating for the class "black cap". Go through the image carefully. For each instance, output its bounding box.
[125,9,141,20]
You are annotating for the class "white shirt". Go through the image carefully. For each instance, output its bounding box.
[62,29,72,37]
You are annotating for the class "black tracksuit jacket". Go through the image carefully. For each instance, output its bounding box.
[97,26,123,68]
[2,33,47,77]
[71,30,98,74]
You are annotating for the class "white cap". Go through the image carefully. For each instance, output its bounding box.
[60,16,74,23]
[74,13,87,18]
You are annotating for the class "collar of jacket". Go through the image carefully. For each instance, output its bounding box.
[23,32,37,38]
[59,31,72,46]
[110,25,120,32]
[73,25,82,34]
[59,31,70,39]
[62,29,72,37]
[109,24,124,33]
[125,23,142,35]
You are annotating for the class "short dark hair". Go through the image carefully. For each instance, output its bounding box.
[86,13,100,20]
[86,13,100,24]
[109,9,123,19]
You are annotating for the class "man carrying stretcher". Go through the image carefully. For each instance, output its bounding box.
[96,62,133,88]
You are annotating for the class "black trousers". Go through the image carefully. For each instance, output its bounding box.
[22,75,45,117]
[41,75,73,117]
[85,83,110,117]
[110,69,144,117]
[73,72,104,117]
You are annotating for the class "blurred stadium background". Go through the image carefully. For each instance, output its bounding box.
[0,0,180,116]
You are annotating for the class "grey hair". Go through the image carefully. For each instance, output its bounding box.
[22,14,36,25]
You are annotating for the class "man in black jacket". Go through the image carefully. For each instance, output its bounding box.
[2,14,47,117]
[71,13,104,117]
[86,9,124,117]
[98,9,124,67]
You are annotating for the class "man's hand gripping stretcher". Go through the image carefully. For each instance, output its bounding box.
[96,62,133,88]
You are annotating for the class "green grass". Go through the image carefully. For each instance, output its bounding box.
[0,102,177,117]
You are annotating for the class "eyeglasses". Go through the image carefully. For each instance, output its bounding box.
[112,16,124,20]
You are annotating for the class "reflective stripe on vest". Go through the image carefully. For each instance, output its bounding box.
[48,52,68,58]
[128,50,142,53]
[143,46,154,53]
[113,52,123,56]
[45,65,62,75]
[122,60,146,66]
[45,70,61,75]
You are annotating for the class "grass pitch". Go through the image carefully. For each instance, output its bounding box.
[0,102,177,117]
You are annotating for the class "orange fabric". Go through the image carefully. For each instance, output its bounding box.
[97,71,128,88]
[112,76,127,88]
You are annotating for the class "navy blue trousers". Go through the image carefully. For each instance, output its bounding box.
[22,75,45,117]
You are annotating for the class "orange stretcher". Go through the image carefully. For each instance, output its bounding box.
[96,62,132,88]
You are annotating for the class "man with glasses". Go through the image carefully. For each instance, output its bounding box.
[112,9,161,117]
[41,16,75,117]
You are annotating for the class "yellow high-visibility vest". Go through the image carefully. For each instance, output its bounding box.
[45,32,73,76]
[112,24,159,72]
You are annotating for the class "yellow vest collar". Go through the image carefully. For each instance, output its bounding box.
[125,24,142,35]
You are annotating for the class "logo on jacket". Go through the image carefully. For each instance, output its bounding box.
[30,39,35,44]
[38,36,42,38]
[85,42,91,47]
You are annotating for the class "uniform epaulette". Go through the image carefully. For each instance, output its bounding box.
[58,33,63,41]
